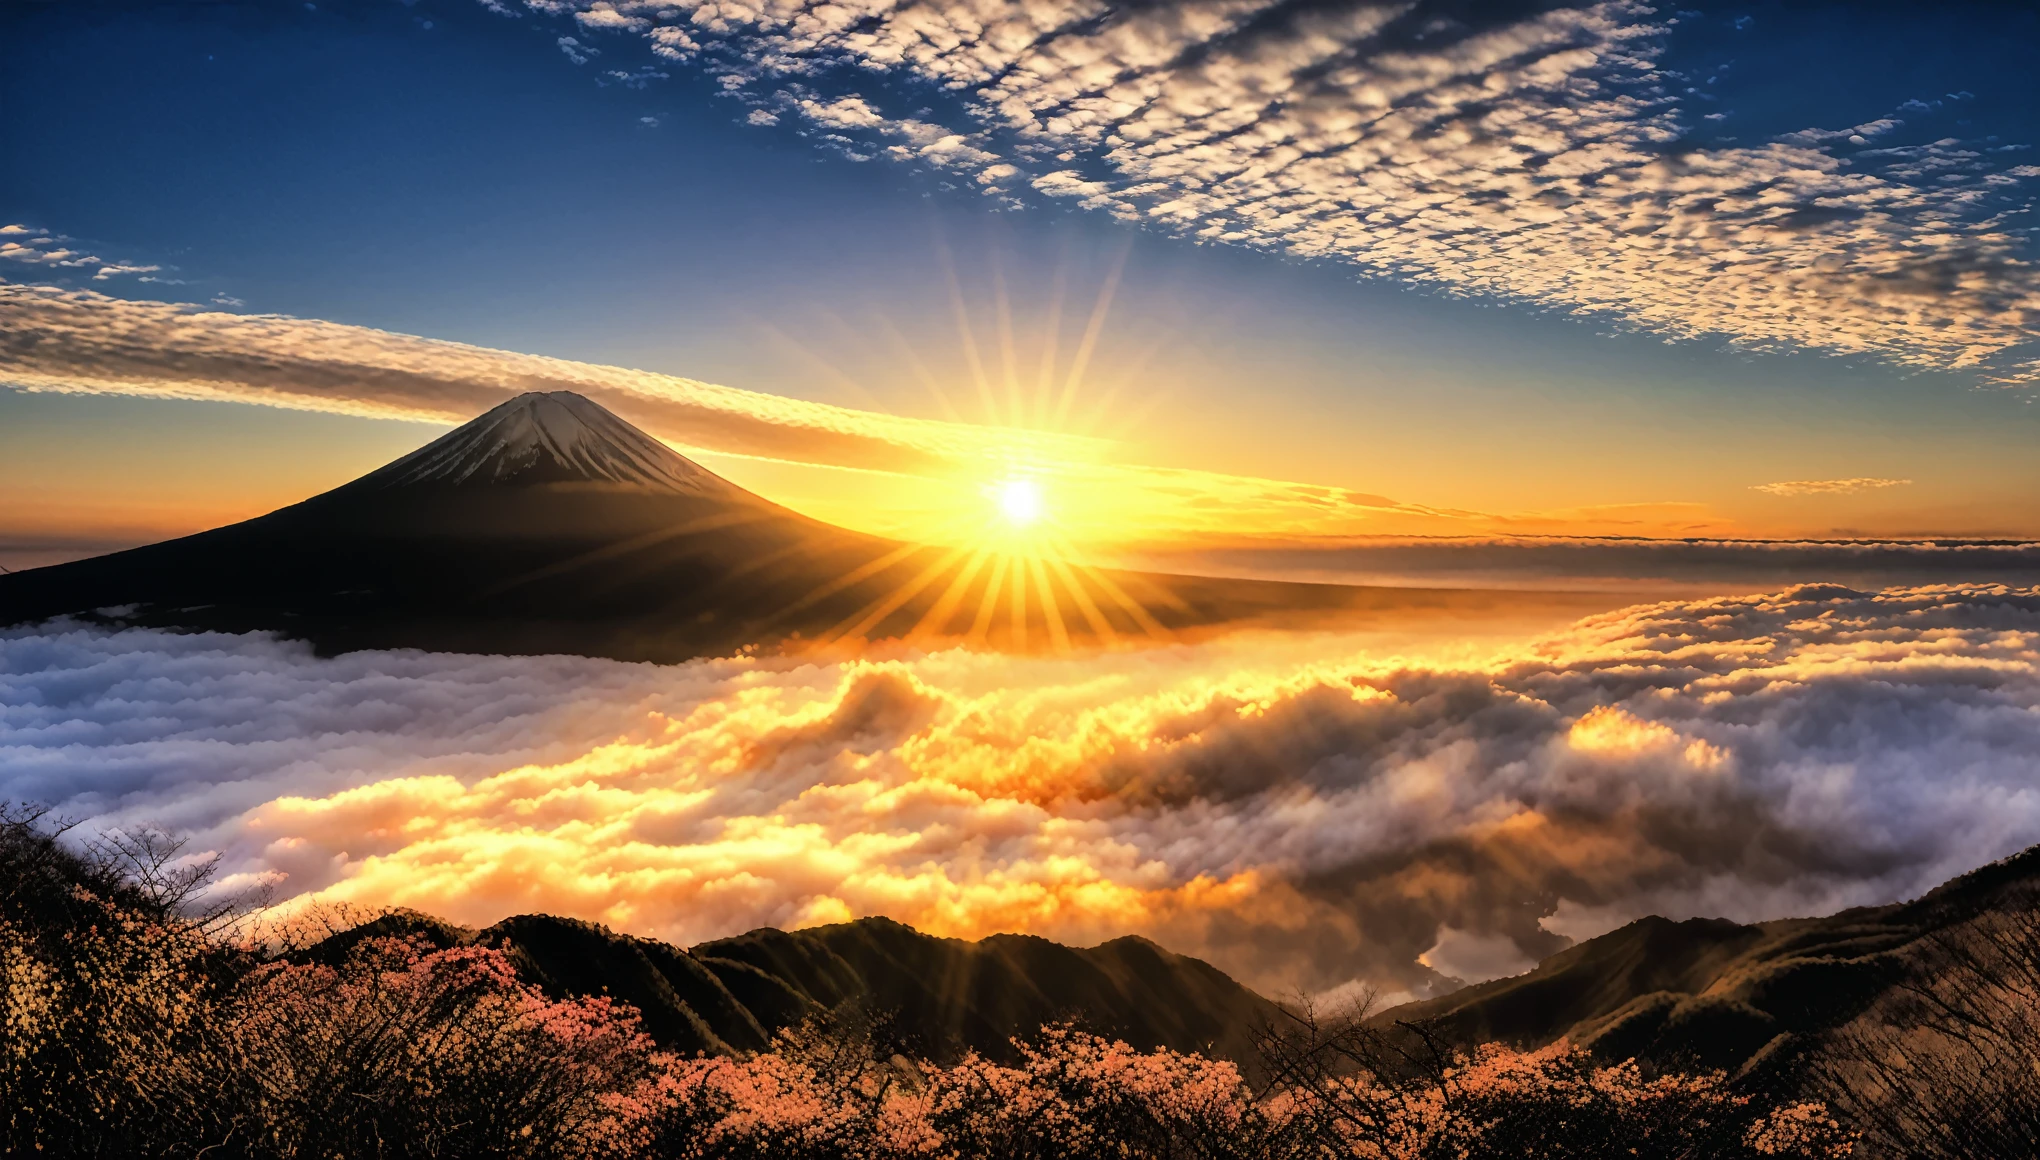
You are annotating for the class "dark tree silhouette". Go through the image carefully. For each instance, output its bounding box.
[1817,891,2040,1160]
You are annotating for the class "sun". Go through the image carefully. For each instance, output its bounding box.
[794,466,1170,654]
[995,478,1045,527]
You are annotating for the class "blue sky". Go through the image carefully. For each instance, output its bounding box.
[5,0,2040,563]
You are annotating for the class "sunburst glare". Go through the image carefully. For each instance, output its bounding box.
[775,248,1189,656]
[994,478,1045,527]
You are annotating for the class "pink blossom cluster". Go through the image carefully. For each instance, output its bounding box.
[638,1013,1856,1160]
[232,935,669,1157]
[4,882,1856,1159]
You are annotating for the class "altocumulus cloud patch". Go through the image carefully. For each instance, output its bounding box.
[524,0,2040,383]
[4,585,2040,994]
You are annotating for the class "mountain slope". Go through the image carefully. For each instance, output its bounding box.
[299,910,1284,1070]
[692,916,1281,1067]
[280,842,2040,1093]
[1374,845,2040,1079]
[0,391,1586,663]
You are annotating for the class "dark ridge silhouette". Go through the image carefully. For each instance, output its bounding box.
[1374,843,2040,1080]
[293,909,1283,1070]
[0,391,1599,663]
[285,843,2040,1090]
[692,916,1282,1066]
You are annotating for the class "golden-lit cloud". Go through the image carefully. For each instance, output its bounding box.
[1568,704,1726,769]
[9,584,2040,994]
[543,0,2040,384]
[1750,477,1913,497]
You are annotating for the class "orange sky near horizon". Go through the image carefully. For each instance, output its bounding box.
[1,392,1996,574]
[3,284,2038,575]
[3,392,2029,575]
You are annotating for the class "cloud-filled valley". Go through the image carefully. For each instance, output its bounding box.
[6,584,2038,996]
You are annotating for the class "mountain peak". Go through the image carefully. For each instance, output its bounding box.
[360,391,736,495]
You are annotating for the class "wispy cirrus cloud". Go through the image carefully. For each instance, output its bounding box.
[1751,477,1914,497]
[0,282,1091,479]
[7,584,2040,995]
[505,0,2040,384]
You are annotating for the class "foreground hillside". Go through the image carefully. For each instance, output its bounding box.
[309,844,2040,1104]
[3,803,2036,1156]
[0,804,1857,1159]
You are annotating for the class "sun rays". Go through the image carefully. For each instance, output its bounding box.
[788,249,1183,656]
[803,484,1177,655]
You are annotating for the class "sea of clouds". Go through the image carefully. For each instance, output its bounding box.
[5,584,2039,997]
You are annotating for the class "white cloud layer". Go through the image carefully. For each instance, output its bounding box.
[511,0,2040,383]
[6,584,2039,993]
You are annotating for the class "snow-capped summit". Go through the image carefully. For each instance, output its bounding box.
[361,391,739,496]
